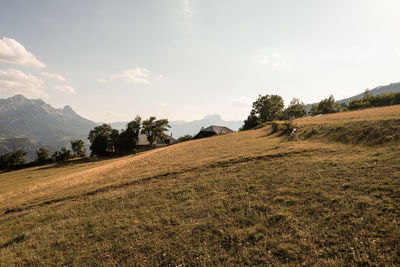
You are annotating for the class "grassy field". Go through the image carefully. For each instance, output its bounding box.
[1,106,400,265]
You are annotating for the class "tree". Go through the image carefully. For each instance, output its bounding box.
[284,98,306,119]
[71,139,86,157]
[141,117,170,148]
[0,150,27,169]
[35,147,49,163]
[177,134,192,143]
[309,95,342,115]
[51,151,61,162]
[252,94,284,122]
[126,115,142,144]
[116,116,141,152]
[88,124,118,156]
[0,154,10,169]
[309,104,320,116]
[60,147,72,160]
[240,94,284,131]
[240,110,260,130]
[9,149,27,167]
[317,95,339,114]
[52,147,72,162]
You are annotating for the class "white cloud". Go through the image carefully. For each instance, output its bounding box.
[230,96,252,108]
[53,85,76,94]
[0,37,46,68]
[101,68,152,84]
[41,72,66,82]
[182,0,193,15]
[258,52,286,67]
[0,68,46,97]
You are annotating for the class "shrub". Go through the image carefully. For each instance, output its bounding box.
[177,134,192,143]
[35,147,49,164]
[271,122,280,133]
[282,121,295,135]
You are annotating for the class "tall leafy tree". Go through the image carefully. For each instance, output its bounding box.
[318,95,338,114]
[141,117,170,148]
[88,124,118,156]
[284,98,306,119]
[117,116,142,152]
[35,147,49,163]
[309,104,320,116]
[252,94,284,122]
[10,149,27,167]
[310,95,342,115]
[71,139,86,157]
[241,110,260,131]
[52,147,72,162]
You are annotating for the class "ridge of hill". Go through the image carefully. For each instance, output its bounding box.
[0,95,97,161]
[306,82,400,112]
[337,82,400,105]
[1,105,400,265]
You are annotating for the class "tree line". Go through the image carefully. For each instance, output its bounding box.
[0,139,86,170]
[348,90,400,110]
[0,116,171,170]
[88,116,170,156]
[241,95,307,130]
[241,90,400,130]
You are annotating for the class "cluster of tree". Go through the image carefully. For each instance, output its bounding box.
[309,95,345,116]
[0,139,87,170]
[241,95,306,130]
[50,139,86,163]
[348,90,400,110]
[88,116,170,156]
[0,149,27,170]
[241,90,400,131]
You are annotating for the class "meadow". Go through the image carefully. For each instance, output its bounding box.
[1,105,400,265]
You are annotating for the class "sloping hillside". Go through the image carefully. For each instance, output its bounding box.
[1,106,400,265]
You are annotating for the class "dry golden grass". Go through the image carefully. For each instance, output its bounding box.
[296,104,400,125]
[0,105,400,265]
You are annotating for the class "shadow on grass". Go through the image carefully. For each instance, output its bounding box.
[34,154,136,171]
[1,233,27,248]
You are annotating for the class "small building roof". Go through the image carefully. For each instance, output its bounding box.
[201,125,234,134]
[137,134,150,146]
[137,134,177,146]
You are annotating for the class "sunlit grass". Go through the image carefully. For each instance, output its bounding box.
[1,105,400,265]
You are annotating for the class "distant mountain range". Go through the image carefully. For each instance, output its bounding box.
[336,82,400,105]
[0,94,97,161]
[0,95,243,162]
[111,114,244,139]
[305,82,400,112]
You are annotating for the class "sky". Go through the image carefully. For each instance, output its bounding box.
[0,0,400,122]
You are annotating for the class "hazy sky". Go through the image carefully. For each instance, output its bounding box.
[1,0,399,122]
